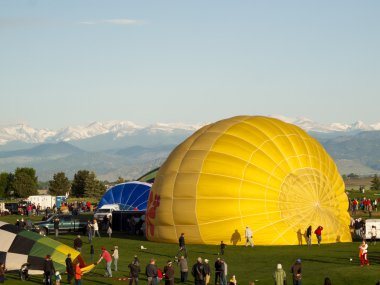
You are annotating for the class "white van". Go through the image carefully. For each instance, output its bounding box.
[94,204,120,221]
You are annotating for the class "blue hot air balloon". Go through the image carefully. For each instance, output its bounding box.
[98,181,152,211]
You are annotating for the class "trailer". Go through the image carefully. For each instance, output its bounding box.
[26,195,56,210]
[365,219,380,240]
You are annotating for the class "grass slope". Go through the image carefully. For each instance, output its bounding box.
[1,215,379,285]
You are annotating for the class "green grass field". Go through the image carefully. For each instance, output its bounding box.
[1,215,380,285]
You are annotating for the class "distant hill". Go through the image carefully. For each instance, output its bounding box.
[2,118,380,181]
[0,142,84,158]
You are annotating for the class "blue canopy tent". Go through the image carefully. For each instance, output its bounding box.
[98,181,152,211]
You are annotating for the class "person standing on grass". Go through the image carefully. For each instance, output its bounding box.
[128,256,141,285]
[291,258,302,285]
[191,257,206,285]
[245,226,254,247]
[314,226,323,246]
[93,219,101,238]
[220,241,226,255]
[273,264,286,285]
[65,253,74,284]
[146,258,158,285]
[74,263,83,285]
[359,239,369,266]
[179,256,189,283]
[87,220,93,243]
[214,258,222,285]
[306,226,312,247]
[53,216,60,238]
[112,246,119,272]
[164,260,175,285]
[73,235,83,253]
[43,255,56,285]
[204,259,211,285]
[177,233,188,257]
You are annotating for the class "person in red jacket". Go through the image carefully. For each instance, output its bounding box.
[74,263,83,285]
[314,226,324,246]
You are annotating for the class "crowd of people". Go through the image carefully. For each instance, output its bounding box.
[17,200,94,217]
[350,197,378,217]
[4,195,380,285]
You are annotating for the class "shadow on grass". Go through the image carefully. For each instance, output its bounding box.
[139,250,172,258]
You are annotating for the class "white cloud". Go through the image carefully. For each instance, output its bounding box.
[79,18,144,26]
[103,19,142,25]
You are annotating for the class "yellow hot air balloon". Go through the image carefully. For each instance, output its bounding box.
[146,116,351,245]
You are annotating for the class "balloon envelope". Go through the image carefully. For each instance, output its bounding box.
[0,221,92,274]
[146,116,351,245]
[98,181,152,211]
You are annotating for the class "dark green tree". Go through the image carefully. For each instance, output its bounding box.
[12,170,38,198]
[49,172,71,196]
[370,174,380,190]
[11,167,38,198]
[4,173,15,197]
[84,172,106,199]
[71,170,90,198]
[0,172,10,198]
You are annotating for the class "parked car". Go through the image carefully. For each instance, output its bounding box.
[33,214,87,236]
[4,202,20,214]
[93,204,120,221]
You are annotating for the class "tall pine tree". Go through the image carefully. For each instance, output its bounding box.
[71,170,90,198]
[49,172,71,196]
[84,172,106,199]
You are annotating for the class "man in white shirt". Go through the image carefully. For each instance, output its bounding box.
[245,226,254,247]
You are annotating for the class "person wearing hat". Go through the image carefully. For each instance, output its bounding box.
[191,257,206,285]
[179,256,189,283]
[97,246,113,277]
[291,259,302,285]
[273,263,286,285]
[128,256,141,285]
[164,260,175,285]
[112,246,119,271]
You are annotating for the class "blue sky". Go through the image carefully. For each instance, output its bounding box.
[1,0,379,129]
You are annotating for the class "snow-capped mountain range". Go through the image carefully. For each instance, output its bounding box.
[0,121,205,145]
[2,116,380,180]
[1,116,379,145]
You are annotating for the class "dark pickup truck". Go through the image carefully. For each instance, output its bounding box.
[33,214,87,236]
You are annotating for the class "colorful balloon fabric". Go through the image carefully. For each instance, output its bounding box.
[0,221,92,274]
[98,181,152,211]
[146,116,351,245]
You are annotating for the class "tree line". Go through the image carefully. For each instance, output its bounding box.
[0,167,120,199]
